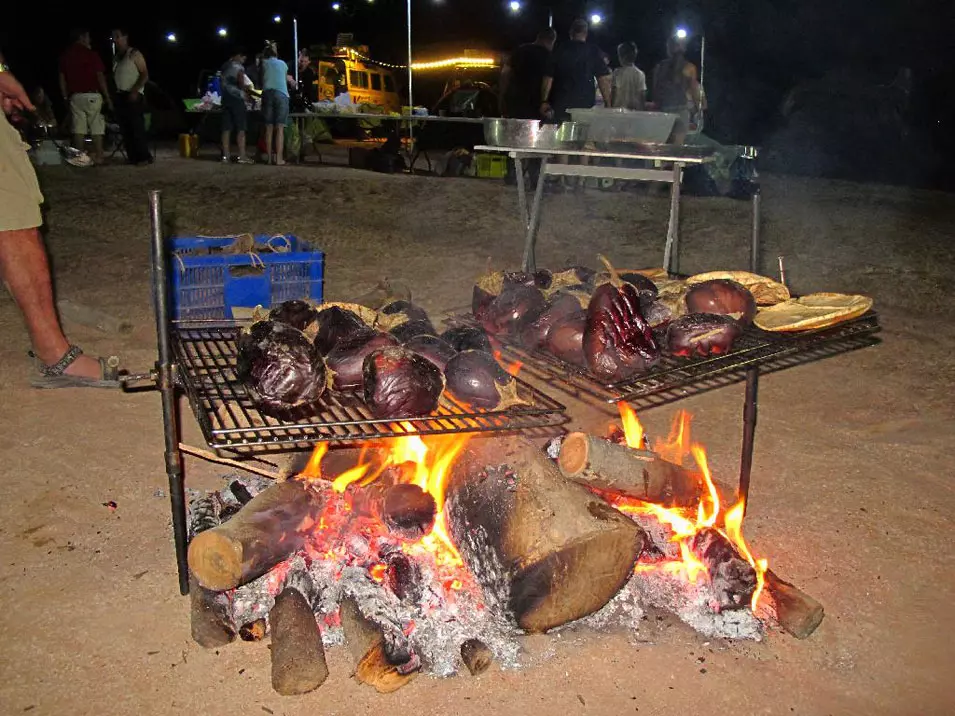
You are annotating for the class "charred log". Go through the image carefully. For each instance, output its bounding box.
[460,639,494,675]
[382,550,424,604]
[187,479,327,591]
[763,570,825,639]
[188,495,236,648]
[238,618,268,642]
[446,435,646,633]
[340,597,420,692]
[380,484,437,539]
[557,433,703,506]
[690,528,757,611]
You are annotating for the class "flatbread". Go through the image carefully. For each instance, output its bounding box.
[754,293,873,332]
[686,270,790,305]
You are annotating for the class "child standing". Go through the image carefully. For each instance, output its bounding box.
[611,42,646,110]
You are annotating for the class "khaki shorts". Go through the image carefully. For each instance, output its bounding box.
[70,92,105,136]
[0,113,44,231]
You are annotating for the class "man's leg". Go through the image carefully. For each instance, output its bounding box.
[128,100,151,163]
[275,125,285,165]
[264,124,274,162]
[237,130,247,159]
[221,130,231,160]
[0,228,102,378]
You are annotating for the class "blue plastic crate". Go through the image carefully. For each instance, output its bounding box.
[169,234,324,320]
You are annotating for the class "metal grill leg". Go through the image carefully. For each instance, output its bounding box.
[750,189,762,273]
[663,162,683,275]
[738,366,759,513]
[514,155,529,228]
[149,190,189,596]
[521,156,549,274]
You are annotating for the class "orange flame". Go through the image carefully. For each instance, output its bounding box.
[617,402,645,449]
[616,411,769,613]
[493,350,523,377]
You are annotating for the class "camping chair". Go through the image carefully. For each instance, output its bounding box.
[106,111,157,161]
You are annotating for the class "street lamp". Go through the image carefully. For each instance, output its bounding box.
[508,1,521,12]
[590,12,603,25]
[675,27,688,39]
[165,32,177,43]
[273,14,282,23]
[332,2,341,9]
[217,27,228,38]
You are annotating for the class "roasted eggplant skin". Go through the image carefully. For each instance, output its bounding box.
[403,334,458,372]
[389,318,438,342]
[379,300,430,323]
[444,349,511,409]
[545,313,588,367]
[268,300,319,332]
[667,313,743,357]
[583,282,661,382]
[619,272,659,298]
[441,326,493,354]
[325,329,398,390]
[520,292,586,350]
[313,306,368,355]
[480,283,546,337]
[362,347,445,419]
[236,321,327,416]
[685,279,757,325]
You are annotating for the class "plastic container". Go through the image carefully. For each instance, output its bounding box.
[475,153,508,178]
[568,108,678,143]
[178,133,199,158]
[169,234,324,320]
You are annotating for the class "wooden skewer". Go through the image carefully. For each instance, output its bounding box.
[178,443,282,481]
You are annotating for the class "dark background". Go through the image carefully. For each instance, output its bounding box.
[3,0,953,187]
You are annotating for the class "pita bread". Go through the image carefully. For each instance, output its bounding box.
[754,293,873,332]
[686,271,790,305]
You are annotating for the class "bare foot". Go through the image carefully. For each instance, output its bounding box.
[275,159,286,166]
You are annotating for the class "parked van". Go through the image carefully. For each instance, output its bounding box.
[315,46,401,112]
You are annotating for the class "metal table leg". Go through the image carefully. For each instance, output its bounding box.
[148,190,189,596]
[738,366,759,514]
[750,188,762,273]
[663,162,683,275]
[521,156,549,274]
[514,154,529,229]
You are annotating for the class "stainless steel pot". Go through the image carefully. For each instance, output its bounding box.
[483,118,587,149]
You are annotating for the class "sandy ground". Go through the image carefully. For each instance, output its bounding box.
[2,147,955,716]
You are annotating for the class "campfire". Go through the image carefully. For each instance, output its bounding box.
[186,406,823,695]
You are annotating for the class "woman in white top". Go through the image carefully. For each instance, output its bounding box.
[110,27,152,164]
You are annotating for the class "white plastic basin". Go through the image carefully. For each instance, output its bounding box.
[568,108,679,144]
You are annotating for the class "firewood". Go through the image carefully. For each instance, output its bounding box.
[690,528,757,611]
[460,638,494,675]
[446,435,647,633]
[355,640,417,694]
[557,432,703,506]
[339,597,383,663]
[189,576,236,648]
[270,586,329,696]
[763,570,825,639]
[187,479,327,591]
[380,484,436,539]
[238,618,268,642]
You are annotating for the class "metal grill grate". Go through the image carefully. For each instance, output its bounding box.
[173,324,568,449]
[452,313,881,412]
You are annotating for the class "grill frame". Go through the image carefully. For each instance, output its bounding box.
[172,322,568,449]
[449,312,882,411]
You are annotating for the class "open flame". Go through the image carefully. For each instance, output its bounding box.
[614,404,769,612]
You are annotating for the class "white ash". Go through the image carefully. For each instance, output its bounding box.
[631,570,763,641]
[571,576,646,632]
[544,436,564,460]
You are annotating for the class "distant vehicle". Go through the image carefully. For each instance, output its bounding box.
[315,46,401,112]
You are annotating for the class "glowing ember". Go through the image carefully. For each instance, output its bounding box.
[614,409,769,613]
[492,350,523,377]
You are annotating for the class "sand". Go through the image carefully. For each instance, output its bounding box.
[1,147,954,715]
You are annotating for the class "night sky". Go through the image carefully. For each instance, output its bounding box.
[4,0,953,177]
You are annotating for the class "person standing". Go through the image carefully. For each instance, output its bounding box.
[651,35,702,145]
[541,19,611,121]
[293,48,318,111]
[500,28,556,119]
[110,28,152,165]
[260,44,295,165]
[58,29,112,164]
[611,42,646,110]
[220,47,252,163]
[0,63,119,387]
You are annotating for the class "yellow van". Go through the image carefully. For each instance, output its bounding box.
[316,46,401,112]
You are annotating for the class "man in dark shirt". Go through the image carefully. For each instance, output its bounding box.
[500,28,556,119]
[293,49,318,111]
[541,19,611,121]
[58,29,112,164]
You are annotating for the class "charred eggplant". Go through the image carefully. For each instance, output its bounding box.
[441,326,493,354]
[667,313,743,357]
[268,300,319,332]
[444,350,526,410]
[325,328,398,390]
[685,279,757,325]
[314,306,368,355]
[403,334,458,372]
[363,347,445,419]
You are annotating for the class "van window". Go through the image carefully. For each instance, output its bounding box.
[370,73,382,91]
[349,71,369,89]
[383,75,395,92]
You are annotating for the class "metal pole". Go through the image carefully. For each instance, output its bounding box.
[738,367,759,514]
[699,34,706,96]
[548,7,553,27]
[149,190,189,596]
[750,188,761,273]
[293,16,300,85]
[406,0,415,166]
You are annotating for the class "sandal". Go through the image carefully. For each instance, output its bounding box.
[30,345,122,389]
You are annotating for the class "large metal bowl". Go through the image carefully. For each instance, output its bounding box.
[483,118,587,149]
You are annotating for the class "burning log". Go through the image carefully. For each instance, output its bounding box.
[557,433,703,506]
[446,435,647,633]
[380,484,436,539]
[690,528,757,611]
[270,575,329,696]
[460,638,494,675]
[763,570,825,639]
[340,597,419,693]
[356,642,418,694]
[187,479,327,591]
